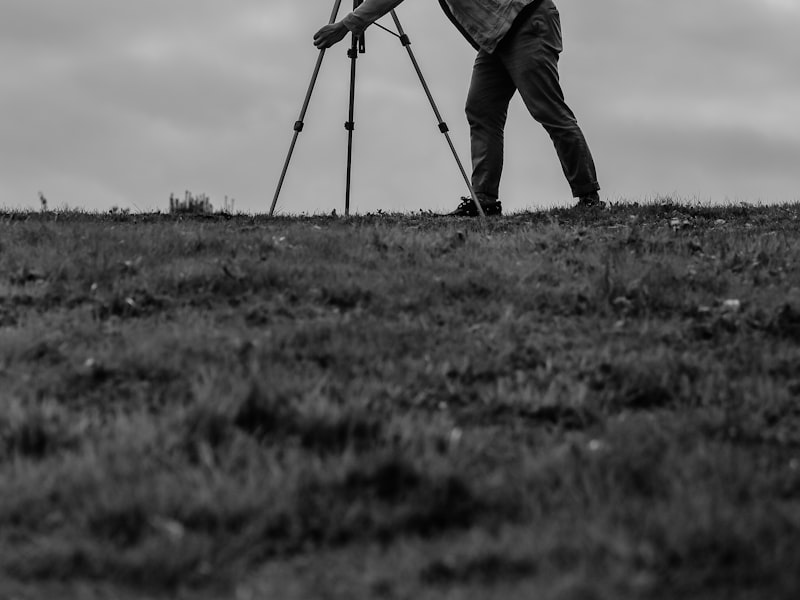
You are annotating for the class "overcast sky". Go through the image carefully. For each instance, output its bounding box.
[2,0,799,214]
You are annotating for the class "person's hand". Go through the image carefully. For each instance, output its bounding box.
[313,22,349,49]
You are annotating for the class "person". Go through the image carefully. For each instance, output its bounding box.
[314,0,601,216]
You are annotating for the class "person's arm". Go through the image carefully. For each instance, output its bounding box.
[343,0,405,34]
[314,0,405,49]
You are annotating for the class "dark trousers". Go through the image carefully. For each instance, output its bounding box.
[466,0,599,200]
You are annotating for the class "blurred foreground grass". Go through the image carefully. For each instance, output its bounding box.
[2,201,800,599]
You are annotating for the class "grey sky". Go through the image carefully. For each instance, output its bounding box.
[2,0,798,214]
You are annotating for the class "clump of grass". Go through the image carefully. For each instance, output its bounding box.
[0,400,84,460]
[231,380,383,454]
[590,350,703,411]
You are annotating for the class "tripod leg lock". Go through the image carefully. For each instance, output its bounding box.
[438,122,449,133]
[294,121,305,132]
[345,121,355,131]
[399,34,411,47]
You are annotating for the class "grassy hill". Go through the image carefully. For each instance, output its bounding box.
[2,201,800,599]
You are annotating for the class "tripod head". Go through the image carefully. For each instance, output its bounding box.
[352,0,366,54]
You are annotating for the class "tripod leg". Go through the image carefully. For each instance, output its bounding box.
[270,0,344,216]
[344,33,360,217]
[389,11,485,219]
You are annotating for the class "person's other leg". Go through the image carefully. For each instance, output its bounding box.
[465,50,517,203]
[499,1,599,199]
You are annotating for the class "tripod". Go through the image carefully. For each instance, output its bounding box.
[270,0,484,218]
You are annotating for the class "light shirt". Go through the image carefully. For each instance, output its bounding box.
[342,0,539,53]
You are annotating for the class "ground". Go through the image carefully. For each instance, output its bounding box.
[1,201,800,599]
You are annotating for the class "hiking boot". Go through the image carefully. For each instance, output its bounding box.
[449,197,502,217]
[576,193,605,209]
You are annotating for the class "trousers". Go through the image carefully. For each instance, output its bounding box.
[465,0,599,200]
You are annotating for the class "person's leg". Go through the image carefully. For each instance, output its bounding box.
[498,1,599,199]
[465,50,517,203]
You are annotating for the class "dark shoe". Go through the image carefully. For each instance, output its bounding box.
[576,193,605,209]
[449,197,502,217]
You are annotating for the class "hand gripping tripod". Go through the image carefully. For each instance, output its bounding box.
[270,0,484,218]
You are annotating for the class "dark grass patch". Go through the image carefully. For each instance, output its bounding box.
[649,507,800,598]
[17,338,69,366]
[769,301,800,341]
[460,402,599,431]
[0,404,83,460]
[232,382,384,454]
[61,362,187,413]
[420,552,538,586]
[288,454,525,546]
[3,535,219,589]
[92,289,173,321]
[589,352,703,411]
[319,280,375,312]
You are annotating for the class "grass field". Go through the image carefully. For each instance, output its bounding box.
[2,201,800,599]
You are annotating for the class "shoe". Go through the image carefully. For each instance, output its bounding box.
[448,197,502,217]
[576,193,605,209]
